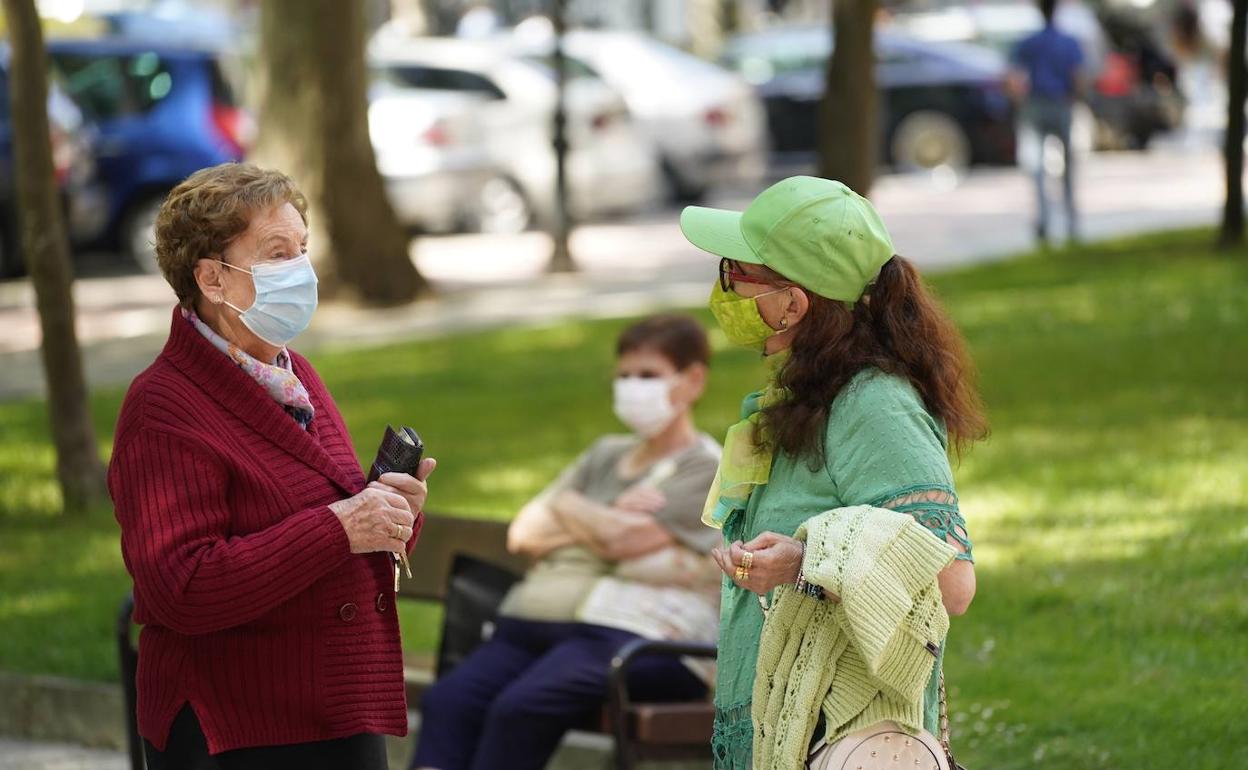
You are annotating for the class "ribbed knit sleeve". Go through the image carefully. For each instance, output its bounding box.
[797,507,953,693]
[110,428,352,635]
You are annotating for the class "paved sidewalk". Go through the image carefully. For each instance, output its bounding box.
[0,726,692,770]
[0,146,1221,401]
[0,739,128,770]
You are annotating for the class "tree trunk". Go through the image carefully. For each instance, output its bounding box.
[3,0,107,514]
[254,0,427,304]
[817,0,877,196]
[1221,0,1248,248]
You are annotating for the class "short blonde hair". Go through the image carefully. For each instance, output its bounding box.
[154,163,309,307]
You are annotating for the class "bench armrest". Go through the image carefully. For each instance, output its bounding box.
[606,637,717,746]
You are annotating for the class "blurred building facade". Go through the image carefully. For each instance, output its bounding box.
[389,0,830,53]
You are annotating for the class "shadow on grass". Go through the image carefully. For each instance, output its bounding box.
[0,229,1244,768]
[947,503,1247,770]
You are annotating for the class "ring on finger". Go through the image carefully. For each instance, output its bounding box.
[393,524,403,540]
[741,550,754,570]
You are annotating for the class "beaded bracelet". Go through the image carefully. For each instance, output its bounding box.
[794,542,826,600]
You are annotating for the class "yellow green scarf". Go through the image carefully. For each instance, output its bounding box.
[702,353,789,531]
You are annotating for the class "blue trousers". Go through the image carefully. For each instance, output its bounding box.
[409,618,707,770]
[1022,96,1078,241]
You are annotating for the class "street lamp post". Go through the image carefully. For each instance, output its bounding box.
[548,0,575,272]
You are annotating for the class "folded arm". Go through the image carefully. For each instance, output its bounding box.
[549,489,674,561]
[507,495,580,559]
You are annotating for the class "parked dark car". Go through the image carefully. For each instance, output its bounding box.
[0,45,107,278]
[45,38,250,271]
[721,27,1016,174]
[1091,10,1181,149]
[887,3,1182,151]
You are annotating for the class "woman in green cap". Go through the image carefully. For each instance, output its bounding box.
[680,176,986,770]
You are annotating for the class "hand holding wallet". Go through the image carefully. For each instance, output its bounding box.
[368,426,425,590]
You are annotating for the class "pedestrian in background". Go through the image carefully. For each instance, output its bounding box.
[1010,0,1088,245]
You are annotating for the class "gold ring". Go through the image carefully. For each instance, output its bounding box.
[394,524,403,540]
[735,566,750,582]
[741,550,754,570]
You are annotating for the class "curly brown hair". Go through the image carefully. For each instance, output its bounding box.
[154,163,309,307]
[756,255,988,462]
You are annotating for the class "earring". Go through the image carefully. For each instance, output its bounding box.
[779,317,788,329]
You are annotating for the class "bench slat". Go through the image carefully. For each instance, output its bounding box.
[400,513,526,602]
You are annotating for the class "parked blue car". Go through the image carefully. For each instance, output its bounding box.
[45,38,250,271]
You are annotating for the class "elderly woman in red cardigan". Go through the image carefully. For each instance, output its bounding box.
[108,163,436,770]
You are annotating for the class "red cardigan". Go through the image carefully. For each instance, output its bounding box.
[109,308,412,753]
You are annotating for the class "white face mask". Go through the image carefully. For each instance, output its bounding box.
[216,255,319,347]
[613,377,677,438]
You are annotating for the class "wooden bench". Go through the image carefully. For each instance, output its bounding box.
[398,513,717,769]
[117,512,717,770]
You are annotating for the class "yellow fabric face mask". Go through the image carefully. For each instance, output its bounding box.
[708,283,787,353]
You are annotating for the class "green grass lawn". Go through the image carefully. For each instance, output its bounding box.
[1,229,1246,768]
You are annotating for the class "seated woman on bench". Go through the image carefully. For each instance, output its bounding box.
[411,315,722,770]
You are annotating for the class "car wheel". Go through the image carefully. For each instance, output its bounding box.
[122,195,165,274]
[474,177,531,235]
[890,110,971,176]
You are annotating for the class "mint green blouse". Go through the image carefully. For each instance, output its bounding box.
[711,369,973,770]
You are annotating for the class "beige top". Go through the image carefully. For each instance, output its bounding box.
[499,434,722,635]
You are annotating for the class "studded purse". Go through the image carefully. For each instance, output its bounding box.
[807,674,965,770]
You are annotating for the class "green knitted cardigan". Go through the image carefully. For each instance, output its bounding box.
[710,369,973,770]
[752,505,955,769]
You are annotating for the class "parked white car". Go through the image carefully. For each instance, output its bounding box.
[369,85,502,234]
[505,27,767,201]
[369,36,663,233]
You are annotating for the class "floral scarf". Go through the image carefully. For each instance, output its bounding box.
[183,308,315,429]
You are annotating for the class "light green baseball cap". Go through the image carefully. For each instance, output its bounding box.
[680,176,895,303]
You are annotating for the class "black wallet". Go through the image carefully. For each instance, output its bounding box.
[367,426,424,483]
[367,426,425,586]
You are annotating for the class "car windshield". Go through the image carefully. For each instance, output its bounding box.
[521,54,600,82]
[50,50,175,121]
[721,28,831,83]
[378,64,506,100]
[722,27,1002,82]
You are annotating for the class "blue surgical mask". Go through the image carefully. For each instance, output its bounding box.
[217,255,319,346]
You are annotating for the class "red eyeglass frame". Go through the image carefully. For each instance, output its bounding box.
[718,258,777,293]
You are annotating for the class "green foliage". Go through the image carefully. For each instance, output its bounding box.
[0,229,1244,767]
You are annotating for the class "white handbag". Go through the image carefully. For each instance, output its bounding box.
[807,675,963,770]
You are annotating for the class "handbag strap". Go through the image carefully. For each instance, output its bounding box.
[938,672,958,767]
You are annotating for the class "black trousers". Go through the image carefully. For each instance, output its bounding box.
[143,705,389,770]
